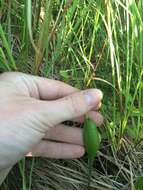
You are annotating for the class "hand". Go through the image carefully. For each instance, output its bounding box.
[0,72,103,170]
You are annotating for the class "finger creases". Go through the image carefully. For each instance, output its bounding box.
[36,89,103,125]
[27,141,85,159]
[32,76,79,100]
[43,124,83,145]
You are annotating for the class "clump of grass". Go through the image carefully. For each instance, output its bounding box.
[0,0,143,189]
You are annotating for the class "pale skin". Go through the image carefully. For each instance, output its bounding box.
[0,72,103,183]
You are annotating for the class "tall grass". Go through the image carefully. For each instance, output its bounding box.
[0,0,143,189]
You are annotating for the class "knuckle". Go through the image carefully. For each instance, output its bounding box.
[0,72,20,80]
[67,95,81,116]
[0,72,27,89]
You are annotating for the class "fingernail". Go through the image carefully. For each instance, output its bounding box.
[84,89,103,107]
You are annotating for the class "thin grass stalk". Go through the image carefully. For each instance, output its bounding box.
[133,1,143,142]
[20,0,30,70]
[0,24,17,70]
[0,47,11,71]
[34,0,52,74]
[112,2,123,110]
[106,1,117,150]
[7,1,11,46]
[18,159,27,190]
[28,158,35,190]
[26,0,39,56]
[137,15,143,142]
[125,0,130,111]
[35,0,42,31]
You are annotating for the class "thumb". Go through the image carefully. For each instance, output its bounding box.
[36,89,103,127]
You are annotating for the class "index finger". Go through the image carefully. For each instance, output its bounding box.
[32,76,79,100]
[0,72,79,100]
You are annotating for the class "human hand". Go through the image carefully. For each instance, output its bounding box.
[0,72,103,170]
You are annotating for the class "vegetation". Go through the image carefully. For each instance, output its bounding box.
[83,117,101,188]
[0,0,143,189]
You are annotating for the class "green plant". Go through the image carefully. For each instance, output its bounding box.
[83,117,101,188]
[134,176,143,190]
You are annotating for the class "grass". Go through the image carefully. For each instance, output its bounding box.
[0,0,143,189]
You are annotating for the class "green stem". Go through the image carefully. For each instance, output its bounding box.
[88,156,94,189]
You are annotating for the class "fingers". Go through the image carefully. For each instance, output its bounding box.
[43,110,103,140]
[72,110,103,124]
[31,75,79,100]
[87,111,103,126]
[35,89,103,126]
[0,72,79,100]
[27,141,85,159]
[43,110,103,145]
[43,124,83,145]
[26,112,103,159]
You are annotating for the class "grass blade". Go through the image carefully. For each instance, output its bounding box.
[0,24,17,70]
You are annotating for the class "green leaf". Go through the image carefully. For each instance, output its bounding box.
[131,107,143,116]
[134,176,143,190]
[60,70,69,79]
[0,24,17,70]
